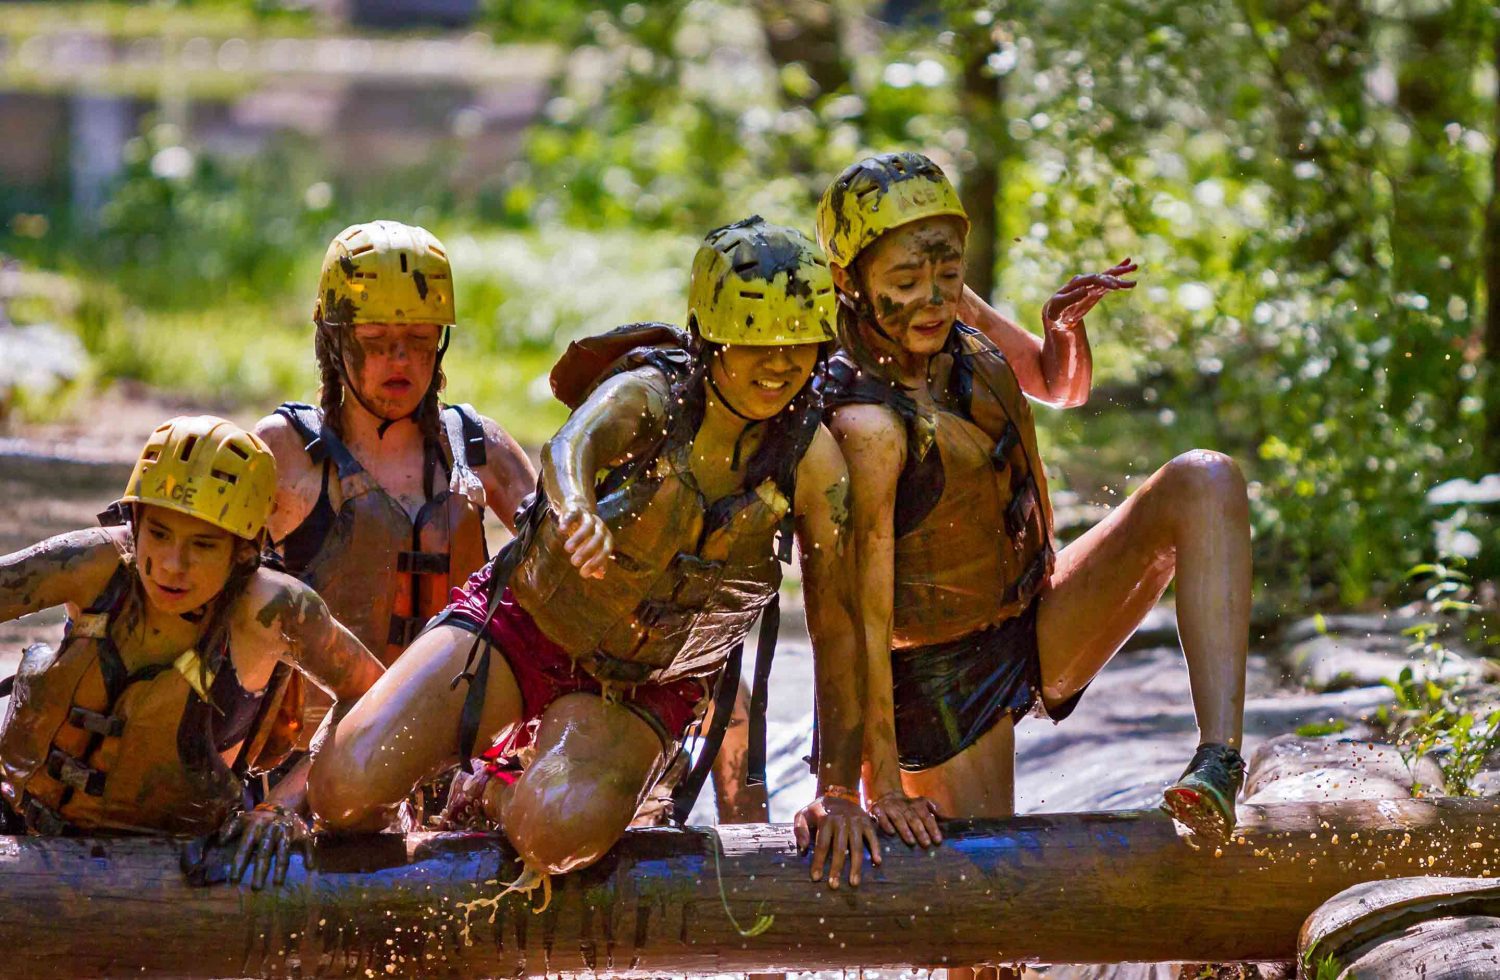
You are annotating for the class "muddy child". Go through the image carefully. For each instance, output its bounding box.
[308,217,877,895]
[818,152,1252,857]
[0,417,384,887]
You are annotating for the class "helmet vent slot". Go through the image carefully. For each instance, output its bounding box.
[733,262,760,275]
[740,290,765,299]
[349,244,376,256]
[429,245,447,258]
[179,435,198,461]
[400,253,409,273]
[226,443,250,461]
[143,450,160,462]
[211,469,238,485]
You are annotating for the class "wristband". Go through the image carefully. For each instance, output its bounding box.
[821,785,861,805]
[253,802,295,818]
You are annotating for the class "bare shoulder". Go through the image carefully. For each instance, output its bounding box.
[237,567,327,633]
[475,412,534,470]
[798,424,849,486]
[253,412,316,480]
[594,365,673,416]
[826,403,906,475]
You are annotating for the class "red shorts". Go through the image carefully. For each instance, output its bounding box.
[442,562,707,762]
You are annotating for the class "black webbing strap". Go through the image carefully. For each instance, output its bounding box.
[275,402,362,479]
[446,403,488,469]
[451,491,544,766]
[0,675,12,699]
[745,595,779,787]
[670,640,744,824]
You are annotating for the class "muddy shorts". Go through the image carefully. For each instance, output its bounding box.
[437,563,708,761]
[890,598,1085,771]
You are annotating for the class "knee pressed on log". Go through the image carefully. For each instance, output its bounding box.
[503,761,644,874]
[307,754,391,832]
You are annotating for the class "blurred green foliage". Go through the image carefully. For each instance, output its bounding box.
[2,0,1497,608]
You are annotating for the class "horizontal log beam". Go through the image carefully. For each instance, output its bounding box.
[3,800,1500,977]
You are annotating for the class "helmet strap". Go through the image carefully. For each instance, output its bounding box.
[704,357,763,471]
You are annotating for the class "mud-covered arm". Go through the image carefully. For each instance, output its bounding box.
[0,528,120,623]
[793,426,864,795]
[826,406,904,798]
[539,368,670,579]
[477,415,538,533]
[958,286,1093,409]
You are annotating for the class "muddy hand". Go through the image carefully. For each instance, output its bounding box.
[558,503,613,579]
[869,790,942,848]
[440,765,497,830]
[1042,258,1138,329]
[794,795,881,890]
[224,803,312,889]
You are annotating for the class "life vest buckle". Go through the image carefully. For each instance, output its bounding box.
[22,794,69,835]
[67,707,125,738]
[47,748,106,797]
[387,614,427,648]
[666,553,725,608]
[992,421,1021,469]
[1005,480,1039,537]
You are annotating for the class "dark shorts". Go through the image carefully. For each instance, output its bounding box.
[438,563,707,761]
[890,598,1084,771]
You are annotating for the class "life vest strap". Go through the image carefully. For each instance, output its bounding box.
[387,614,428,648]
[67,706,124,739]
[396,551,451,575]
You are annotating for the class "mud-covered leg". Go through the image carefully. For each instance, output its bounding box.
[308,624,524,830]
[501,692,668,875]
[712,679,771,824]
[1036,449,1251,837]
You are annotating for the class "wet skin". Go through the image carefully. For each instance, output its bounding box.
[310,348,878,887]
[255,322,537,537]
[827,216,1249,841]
[0,507,384,885]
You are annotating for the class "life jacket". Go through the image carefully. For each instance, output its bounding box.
[454,322,819,817]
[275,402,489,746]
[510,325,817,689]
[0,564,298,836]
[826,322,1055,648]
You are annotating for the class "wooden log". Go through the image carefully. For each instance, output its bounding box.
[1299,876,1500,979]
[4,800,1500,977]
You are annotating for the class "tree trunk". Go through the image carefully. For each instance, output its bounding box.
[1486,24,1500,467]
[956,21,1003,301]
[5,801,1500,976]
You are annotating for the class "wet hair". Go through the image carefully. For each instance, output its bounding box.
[313,321,445,443]
[834,256,905,388]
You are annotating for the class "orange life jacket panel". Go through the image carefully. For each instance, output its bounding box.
[276,403,489,744]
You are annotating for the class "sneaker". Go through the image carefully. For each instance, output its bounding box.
[1162,742,1245,842]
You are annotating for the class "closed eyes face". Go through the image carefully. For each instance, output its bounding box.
[708,342,819,421]
[858,217,966,357]
[134,505,240,614]
[342,323,444,418]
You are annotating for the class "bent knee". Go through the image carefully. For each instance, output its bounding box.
[307,753,386,831]
[1161,449,1246,501]
[505,764,644,873]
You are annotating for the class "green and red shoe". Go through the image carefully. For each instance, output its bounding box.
[1162,742,1245,842]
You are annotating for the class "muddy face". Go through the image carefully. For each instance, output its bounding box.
[858,217,966,359]
[707,342,819,421]
[134,506,240,615]
[342,323,442,420]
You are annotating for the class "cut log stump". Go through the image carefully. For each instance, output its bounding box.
[4,801,1500,977]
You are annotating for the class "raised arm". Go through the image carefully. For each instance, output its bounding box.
[826,404,941,848]
[790,424,879,888]
[957,259,1136,409]
[476,416,538,533]
[540,368,669,579]
[0,528,121,624]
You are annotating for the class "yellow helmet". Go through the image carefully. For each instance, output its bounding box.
[688,216,836,346]
[815,152,969,269]
[314,221,454,327]
[121,416,277,540]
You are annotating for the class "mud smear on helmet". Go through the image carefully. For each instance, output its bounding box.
[826,152,951,257]
[338,255,356,280]
[325,290,358,326]
[413,270,429,301]
[909,223,964,265]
